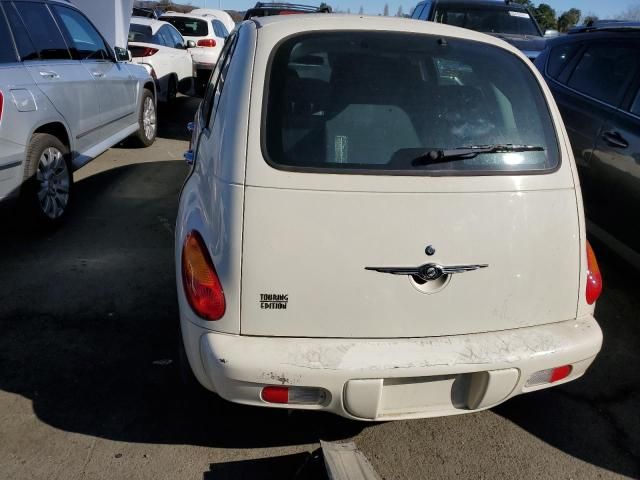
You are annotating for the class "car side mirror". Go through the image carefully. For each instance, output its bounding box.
[544,29,559,38]
[186,40,197,49]
[114,46,131,62]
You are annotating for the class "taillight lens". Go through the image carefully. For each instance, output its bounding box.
[261,386,327,405]
[182,231,225,320]
[526,365,573,387]
[197,38,216,48]
[586,241,602,305]
[0,91,3,121]
[130,46,158,57]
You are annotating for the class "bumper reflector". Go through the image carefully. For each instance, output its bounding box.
[261,386,327,405]
[526,365,573,387]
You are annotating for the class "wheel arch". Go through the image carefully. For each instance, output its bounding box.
[31,122,72,153]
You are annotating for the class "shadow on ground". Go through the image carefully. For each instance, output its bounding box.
[0,158,363,449]
[495,244,640,478]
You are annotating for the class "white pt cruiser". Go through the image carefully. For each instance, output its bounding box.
[176,15,604,421]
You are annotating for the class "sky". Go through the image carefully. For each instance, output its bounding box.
[193,0,638,19]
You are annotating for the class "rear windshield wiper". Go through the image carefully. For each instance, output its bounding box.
[412,144,545,165]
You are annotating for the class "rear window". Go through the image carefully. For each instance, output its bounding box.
[433,6,541,37]
[264,32,559,175]
[161,16,208,37]
[129,23,153,43]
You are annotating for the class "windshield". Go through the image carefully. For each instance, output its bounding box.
[264,31,559,175]
[433,7,541,37]
[161,17,208,37]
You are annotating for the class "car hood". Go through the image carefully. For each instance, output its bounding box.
[487,33,547,52]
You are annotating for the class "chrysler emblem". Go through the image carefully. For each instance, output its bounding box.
[366,263,488,282]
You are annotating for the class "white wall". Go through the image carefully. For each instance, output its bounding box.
[71,0,134,50]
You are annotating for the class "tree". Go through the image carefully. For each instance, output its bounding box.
[383,3,389,16]
[533,3,557,31]
[396,5,404,17]
[582,15,599,26]
[557,8,581,32]
[616,5,640,21]
[358,5,363,15]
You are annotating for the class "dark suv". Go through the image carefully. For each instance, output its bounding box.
[534,22,640,255]
[411,0,546,61]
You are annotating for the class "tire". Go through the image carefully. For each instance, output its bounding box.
[132,88,157,147]
[21,133,73,228]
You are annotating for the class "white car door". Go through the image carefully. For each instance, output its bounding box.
[164,25,194,82]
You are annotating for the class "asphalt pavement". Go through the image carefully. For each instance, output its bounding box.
[0,98,638,480]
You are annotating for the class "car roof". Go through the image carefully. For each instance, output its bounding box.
[544,26,640,47]
[252,13,530,50]
[568,20,640,34]
[161,11,217,20]
[430,0,529,9]
[130,17,174,33]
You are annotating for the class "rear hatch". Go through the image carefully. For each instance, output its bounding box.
[240,30,580,339]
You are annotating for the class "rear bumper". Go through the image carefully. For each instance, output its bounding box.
[182,316,602,421]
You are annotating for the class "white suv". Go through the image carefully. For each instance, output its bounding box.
[160,11,229,88]
[176,15,603,421]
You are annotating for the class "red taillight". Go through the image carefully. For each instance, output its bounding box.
[586,241,602,305]
[526,365,573,387]
[197,38,216,48]
[130,46,158,57]
[0,91,3,121]
[182,231,225,320]
[279,10,304,15]
[261,386,327,405]
[261,386,289,404]
[550,365,573,383]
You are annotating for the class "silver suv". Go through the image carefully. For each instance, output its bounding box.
[0,0,157,225]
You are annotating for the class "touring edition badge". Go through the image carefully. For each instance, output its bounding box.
[260,294,289,310]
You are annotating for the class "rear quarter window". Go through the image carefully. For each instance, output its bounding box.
[546,42,581,79]
[264,32,559,175]
[0,7,17,63]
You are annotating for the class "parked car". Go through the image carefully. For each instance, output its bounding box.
[176,14,603,420]
[243,2,332,20]
[534,22,640,255]
[411,0,547,61]
[160,11,229,88]
[0,0,157,225]
[129,17,195,103]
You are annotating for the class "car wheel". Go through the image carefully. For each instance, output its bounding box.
[21,133,73,227]
[132,88,157,147]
